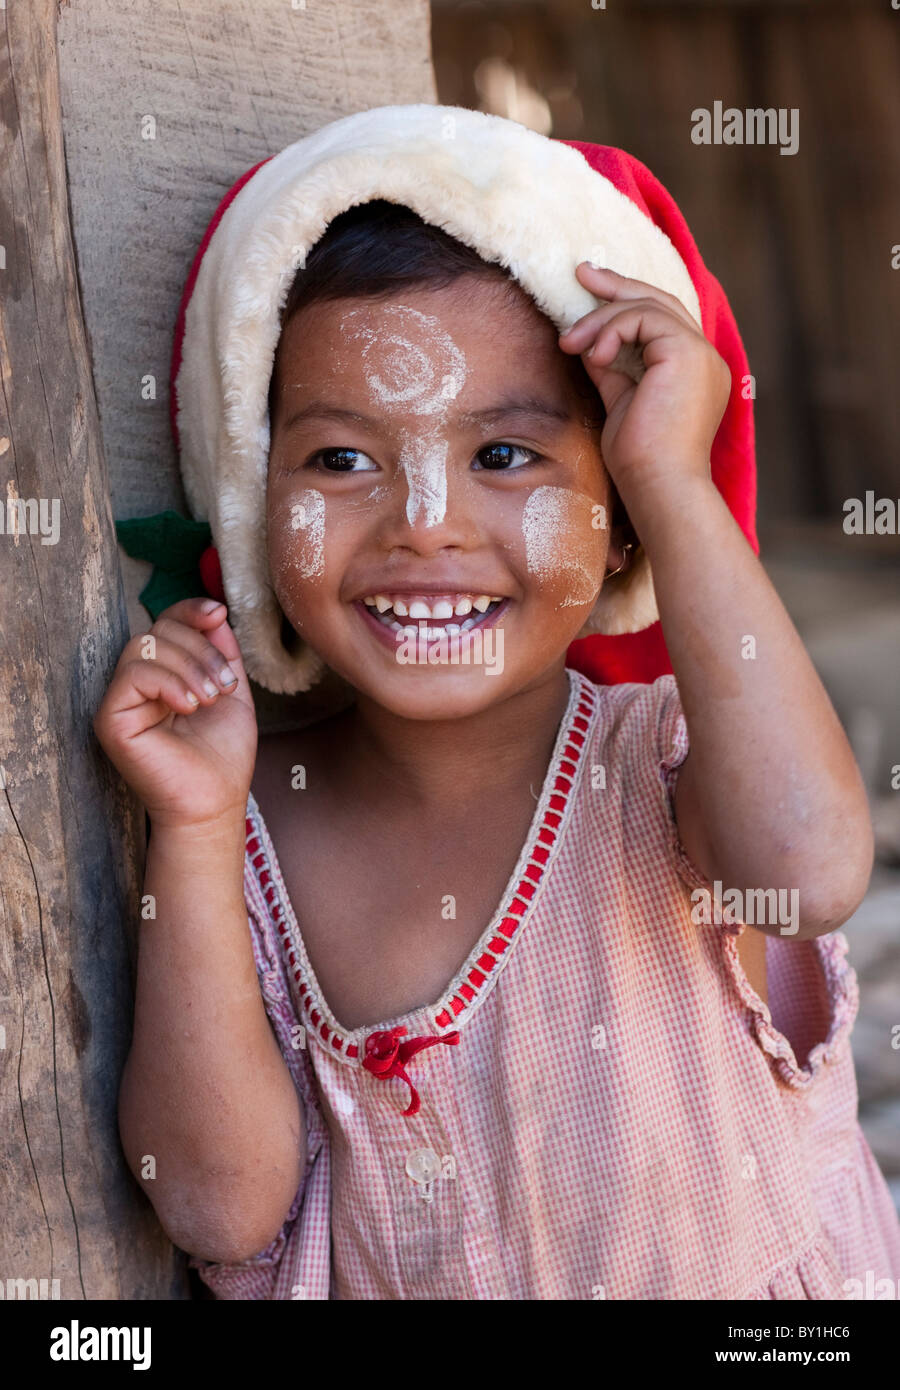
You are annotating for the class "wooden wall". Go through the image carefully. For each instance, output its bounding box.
[432,0,900,533]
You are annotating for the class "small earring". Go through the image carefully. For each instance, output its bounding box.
[606,542,634,578]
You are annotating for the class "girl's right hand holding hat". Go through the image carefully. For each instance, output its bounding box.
[93,597,258,831]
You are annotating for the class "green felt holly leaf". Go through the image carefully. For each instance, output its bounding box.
[115,510,213,620]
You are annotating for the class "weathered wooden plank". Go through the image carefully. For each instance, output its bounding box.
[0,0,183,1298]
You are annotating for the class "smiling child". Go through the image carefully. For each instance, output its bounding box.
[93,105,900,1299]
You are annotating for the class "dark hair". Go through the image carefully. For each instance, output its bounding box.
[267,199,603,426]
[286,199,518,312]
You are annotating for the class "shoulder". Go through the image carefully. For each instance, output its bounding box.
[577,672,681,752]
[570,672,687,811]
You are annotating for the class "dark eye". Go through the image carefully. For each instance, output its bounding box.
[474,443,540,471]
[310,448,377,473]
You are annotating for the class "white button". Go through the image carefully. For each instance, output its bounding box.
[333,1090,355,1116]
[405,1148,441,1184]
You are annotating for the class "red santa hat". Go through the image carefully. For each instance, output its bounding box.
[170,103,757,695]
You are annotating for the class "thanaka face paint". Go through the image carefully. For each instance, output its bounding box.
[522,484,606,608]
[339,304,467,527]
[264,273,612,723]
[277,487,325,581]
[396,430,448,529]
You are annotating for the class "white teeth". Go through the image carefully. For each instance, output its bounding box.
[363,592,506,620]
[379,612,495,639]
[395,620,477,640]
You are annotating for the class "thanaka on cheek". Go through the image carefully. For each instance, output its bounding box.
[275,486,326,581]
[522,485,606,608]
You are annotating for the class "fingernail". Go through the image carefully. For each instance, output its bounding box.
[186,691,199,706]
[200,599,224,614]
[219,665,238,687]
[203,679,218,697]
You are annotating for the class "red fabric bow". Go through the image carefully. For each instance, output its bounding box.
[362,1025,460,1117]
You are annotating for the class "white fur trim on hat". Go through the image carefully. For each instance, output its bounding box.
[174,103,701,694]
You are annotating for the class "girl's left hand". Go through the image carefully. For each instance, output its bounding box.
[558,263,732,504]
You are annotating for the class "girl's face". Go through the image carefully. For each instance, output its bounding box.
[266,273,618,720]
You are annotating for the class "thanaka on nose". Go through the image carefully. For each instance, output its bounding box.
[398,426,449,528]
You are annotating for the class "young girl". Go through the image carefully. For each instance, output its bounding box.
[94,104,900,1299]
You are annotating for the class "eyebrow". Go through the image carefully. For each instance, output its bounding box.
[277,394,574,433]
[458,397,574,429]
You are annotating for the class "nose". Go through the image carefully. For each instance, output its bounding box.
[377,441,481,556]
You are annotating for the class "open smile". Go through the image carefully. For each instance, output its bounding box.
[354,596,510,651]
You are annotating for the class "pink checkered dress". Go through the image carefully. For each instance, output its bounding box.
[189,668,900,1299]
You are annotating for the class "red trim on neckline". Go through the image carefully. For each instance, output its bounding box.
[245,670,598,1060]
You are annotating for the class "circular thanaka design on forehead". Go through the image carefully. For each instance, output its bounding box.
[273,486,326,581]
[339,304,468,527]
[522,485,606,608]
[340,303,467,414]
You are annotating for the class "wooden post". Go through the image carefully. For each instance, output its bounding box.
[1,0,435,1298]
[0,0,179,1298]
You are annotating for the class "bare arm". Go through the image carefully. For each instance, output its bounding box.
[118,811,306,1263]
[92,597,307,1264]
[559,263,873,939]
[636,475,873,940]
